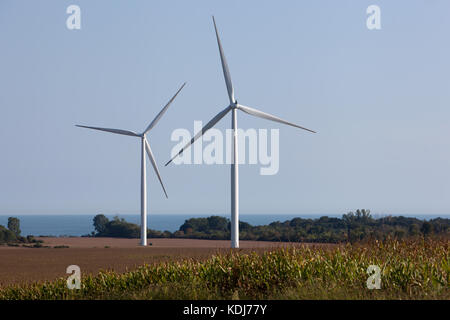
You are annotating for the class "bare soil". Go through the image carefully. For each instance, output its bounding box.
[35,237,303,248]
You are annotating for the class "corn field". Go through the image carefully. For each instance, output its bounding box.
[0,238,448,300]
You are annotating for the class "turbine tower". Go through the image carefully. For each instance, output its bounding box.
[77,83,185,246]
[166,17,316,249]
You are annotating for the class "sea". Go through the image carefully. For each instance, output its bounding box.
[0,214,447,237]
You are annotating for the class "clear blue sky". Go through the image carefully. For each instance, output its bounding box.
[0,0,449,216]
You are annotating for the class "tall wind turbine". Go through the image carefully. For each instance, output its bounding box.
[166,17,316,249]
[77,83,185,246]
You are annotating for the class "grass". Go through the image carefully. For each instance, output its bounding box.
[0,238,448,300]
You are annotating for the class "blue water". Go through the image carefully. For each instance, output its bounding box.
[0,214,447,237]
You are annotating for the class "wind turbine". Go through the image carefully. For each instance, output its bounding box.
[77,83,185,246]
[166,17,316,249]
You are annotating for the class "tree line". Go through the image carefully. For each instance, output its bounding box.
[92,210,449,243]
[0,217,39,244]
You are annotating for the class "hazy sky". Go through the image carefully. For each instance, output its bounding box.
[0,0,449,216]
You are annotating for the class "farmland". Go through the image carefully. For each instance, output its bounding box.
[0,237,447,299]
[0,237,317,287]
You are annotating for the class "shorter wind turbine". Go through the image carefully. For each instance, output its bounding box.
[166,17,316,249]
[77,83,185,246]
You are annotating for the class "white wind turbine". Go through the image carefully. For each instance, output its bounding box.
[77,83,185,246]
[166,17,316,249]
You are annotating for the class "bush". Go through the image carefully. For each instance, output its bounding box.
[0,225,18,244]
[92,215,140,238]
[7,217,21,237]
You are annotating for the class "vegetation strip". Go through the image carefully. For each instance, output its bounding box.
[91,210,449,243]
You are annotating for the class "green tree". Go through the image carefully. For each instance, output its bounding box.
[93,214,109,235]
[408,224,420,236]
[7,217,21,237]
[207,216,228,231]
[0,225,17,243]
[355,209,372,222]
[103,219,140,238]
[420,221,432,236]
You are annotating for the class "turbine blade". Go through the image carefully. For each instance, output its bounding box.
[237,105,316,133]
[144,139,168,198]
[75,125,140,137]
[144,82,186,134]
[165,105,232,166]
[212,16,235,104]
